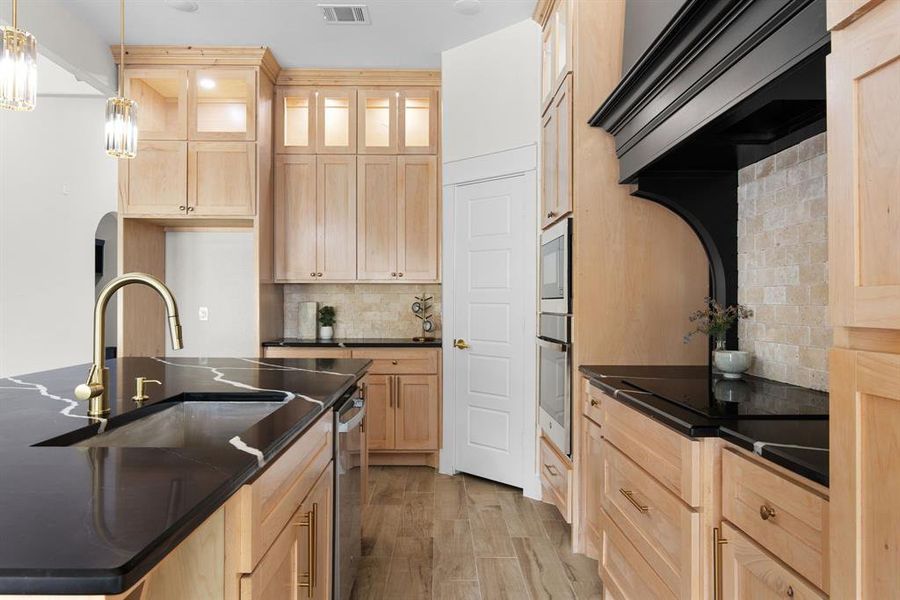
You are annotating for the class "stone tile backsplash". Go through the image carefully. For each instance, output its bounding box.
[737,132,831,391]
[283,284,442,339]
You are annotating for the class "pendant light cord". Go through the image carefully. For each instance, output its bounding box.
[119,0,125,98]
[12,0,17,28]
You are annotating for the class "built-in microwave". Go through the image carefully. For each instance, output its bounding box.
[540,218,571,314]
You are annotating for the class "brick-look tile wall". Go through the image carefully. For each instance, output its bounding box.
[283,284,442,339]
[737,132,831,391]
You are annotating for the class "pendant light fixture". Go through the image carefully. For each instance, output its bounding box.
[105,0,138,158]
[0,0,38,111]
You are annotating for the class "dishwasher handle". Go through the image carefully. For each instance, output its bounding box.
[338,400,366,433]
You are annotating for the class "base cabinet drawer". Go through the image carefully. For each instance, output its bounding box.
[350,348,438,374]
[721,523,827,600]
[598,509,677,600]
[263,347,352,359]
[603,397,701,506]
[722,450,828,592]
[584,380,604,426]
[602,440,700,598]
[540,435,573,523]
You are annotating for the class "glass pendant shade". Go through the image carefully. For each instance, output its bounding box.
[0,25,37,111]
[105,96,138,158]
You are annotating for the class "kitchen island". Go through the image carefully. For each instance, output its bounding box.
[0,356,369,596]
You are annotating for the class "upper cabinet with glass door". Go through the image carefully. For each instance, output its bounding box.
[125,69,188,140]
[316,88,357,154]
[541,0,572,111]
[189,68,257,141]
[399,89,438,154]
[276,86,317,154]
[358,89,399,154]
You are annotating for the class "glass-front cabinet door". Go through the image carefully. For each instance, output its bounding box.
[316,88,357,154]
[357,89,398,154]
[398,89,438,154]
[276,86,317,154]
[189,68,256,141]
[125,68,188,140]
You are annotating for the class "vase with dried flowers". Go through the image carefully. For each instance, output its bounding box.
[684,297,754,351]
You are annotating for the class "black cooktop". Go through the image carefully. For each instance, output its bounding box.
[622,375,829,419]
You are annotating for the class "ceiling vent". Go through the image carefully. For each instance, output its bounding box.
[319,4,371,24]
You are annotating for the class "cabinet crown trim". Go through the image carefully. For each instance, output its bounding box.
[277,68,440,87]
[112,45,281,82]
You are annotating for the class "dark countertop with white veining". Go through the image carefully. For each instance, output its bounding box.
[579,365,829,487]
[0,356,369,595]
[263,337,442,348]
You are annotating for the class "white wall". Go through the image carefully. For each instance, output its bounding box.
[164,231,257,358]
[441,18,541,162]
[0,96,117,377]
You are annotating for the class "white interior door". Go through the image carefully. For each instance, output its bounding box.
[452,175,527,488]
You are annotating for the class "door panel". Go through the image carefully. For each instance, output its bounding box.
[316,155,357,280]
[582,417,603,560]
[276,86,317,154]
[297,463,333,600]
[395,375,439,450]
[554,76,573,220]
[397,156,439,282]
[358,89,398,154]
[453,175,527,487]
[124,141,187,216]
[188,141,255,216]
[541,107,557,228]
[239,512,299,600]
[189,68,256,141]
[274,155,317,281]
[363,375,393,450]
[398,88,438,155]
[357,156,398,280]
[316,88,357,154]
[125,68,188,141]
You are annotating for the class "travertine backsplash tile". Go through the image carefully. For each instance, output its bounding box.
[737,132,831,391]
[283,284,442,339]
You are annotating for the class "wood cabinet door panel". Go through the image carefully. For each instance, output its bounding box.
[124,141,187,216]
[721,523,826,600]
[188,141,255,216]
[274,155,317,281]
[358,89,398,154]
[189,68,257,141]
[394,375,439,450]
[829,0,900,328]
[582,417,604,559]
[597,509,678,600]
[297,463,333,600]
[397,156,439,281]
[240,516,299,600]
[125,68,188,141]
[540,107,558,229]
[363,375,393,450]
[316,155,357,280]
[553,75,573,221]
[398,88,438,155]
[276,86,317,154]
[357,156,398,280]
[316,88,357,154]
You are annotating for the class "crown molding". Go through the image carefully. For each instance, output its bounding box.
[111,46,282,82]
[276,68,440,87]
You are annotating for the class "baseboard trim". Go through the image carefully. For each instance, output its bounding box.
[368,451,439,468]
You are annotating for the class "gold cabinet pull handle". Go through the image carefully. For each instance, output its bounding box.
[297,503,317,597]
[619,488,649,513]
[713,526,728,600]
[543,463,559,476]
[388,376,393,408]
[453,339,470,350]
[786,585,794,598]
[395,375,400,409]
[760,504,776,521]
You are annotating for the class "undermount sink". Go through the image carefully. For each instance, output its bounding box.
[36,400,285,448]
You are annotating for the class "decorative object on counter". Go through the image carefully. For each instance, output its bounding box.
[105,0,138,159]
[318,305,336,340]
[411,294,436,341]
[0,0,37,111]
[684,297,754,351]
[714,350,753,380]
[298,301,318,340]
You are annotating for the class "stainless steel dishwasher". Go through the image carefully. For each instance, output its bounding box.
[334,388,365,600]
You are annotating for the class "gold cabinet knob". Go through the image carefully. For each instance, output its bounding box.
[391,272,397,277]
[186,206,194,213]
[760,504,776,520]
[316,272,322,277]
[786,585,794,598]
[391,360,398,365]
[310,272,316,277]
[590,398,600,407]
[398,272,404,277]
[453,339,470,350]
[179,205,186,211]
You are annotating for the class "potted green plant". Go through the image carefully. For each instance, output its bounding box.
[318,305,336,340]
[685,298,754,379]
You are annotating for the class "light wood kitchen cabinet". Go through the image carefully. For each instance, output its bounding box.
[540,435,573,523]
[362,374,393,451]
[316,88,357,154]
[541,74,572,229]
[122,140,188,216]
[276,86,317,154]
[273,155,356,281]
[394,374,440,450]
[358,156,438,282]
[541,0,572,110]
[398,89,439,155]
[125,68,188,140]
[296,462,333,600]
[188,142,256,216]
[358,89,399,154]
[263,347,352,359]
[581,417,603,559]
[189,68,256,141]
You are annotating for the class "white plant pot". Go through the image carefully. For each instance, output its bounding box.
[319,325,334,340]
[713,350,752,379]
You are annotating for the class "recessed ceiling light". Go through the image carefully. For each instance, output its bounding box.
[165,0,199,13]
[454,0,482,16]
[199,78,216,90]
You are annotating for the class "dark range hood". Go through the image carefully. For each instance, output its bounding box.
[591,0,829,348]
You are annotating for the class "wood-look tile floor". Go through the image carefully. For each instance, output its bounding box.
[351,466,603,600]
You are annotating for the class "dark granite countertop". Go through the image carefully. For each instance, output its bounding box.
[264,337,442,348]
[579,365,829,487]
[0,356,369,595]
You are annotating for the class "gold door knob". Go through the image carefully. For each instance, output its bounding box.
[760,504,776,520]
[454,339,470,349]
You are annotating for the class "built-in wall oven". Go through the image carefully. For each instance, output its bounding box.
[540,218,571,314]
[334,389,365,600]
[538,313,571,456]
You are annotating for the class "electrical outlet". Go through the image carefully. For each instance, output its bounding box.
[198,306,209,321]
